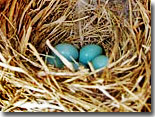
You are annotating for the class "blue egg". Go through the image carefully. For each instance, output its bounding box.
[47,55,64,68]
[79,44,103,65]
[72,62,80,70]
[55,43,78,61]
[92,55,108,70]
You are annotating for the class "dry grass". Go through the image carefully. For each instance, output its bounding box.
[0,0,151,112]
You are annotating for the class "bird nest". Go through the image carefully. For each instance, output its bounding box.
[0,0,151,112]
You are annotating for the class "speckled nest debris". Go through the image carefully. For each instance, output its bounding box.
[0,0,151,112]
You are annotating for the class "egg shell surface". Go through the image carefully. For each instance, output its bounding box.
[79,44,103,65]
[47,55,64,68]
[92,55,108,70]
[55,43,79,61]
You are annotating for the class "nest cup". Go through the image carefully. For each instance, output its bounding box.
[0,0,151,112]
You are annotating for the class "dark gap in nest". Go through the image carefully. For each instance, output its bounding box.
[0,2,6,12]
[89,88,110,101]
[0,41,6,51]
[24,64,40,76]
[131,57,139,65]
[56,77,69,83]
[14,72,26,80]
[10,37,18,49]
[18,16,31,39]
[30,1,38,10]
[27,96,37,102]
[32,19,41,28]
[42,83,55,92]
[90,93,106,102]
[38,1,50,12]
[147,97,151,106]
[0,91,9,100]
[13,107,27,112]
[116,71,130,78]
[139,23,145,33]
[132,87,138,92]
[148,0,151,11]
[141,105,150,112]
[107,89,122,100]
[112,107,119,112]
[5,24,10,39]
[5,86,16,96]
[53,109,63,112]
[74,91,93,102]
[139,76,145,88]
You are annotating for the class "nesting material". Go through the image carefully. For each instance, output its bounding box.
[0,0,151,112]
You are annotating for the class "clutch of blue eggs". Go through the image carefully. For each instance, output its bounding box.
[46,43,109,70]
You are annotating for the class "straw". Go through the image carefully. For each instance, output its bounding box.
[0,0,151,112]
